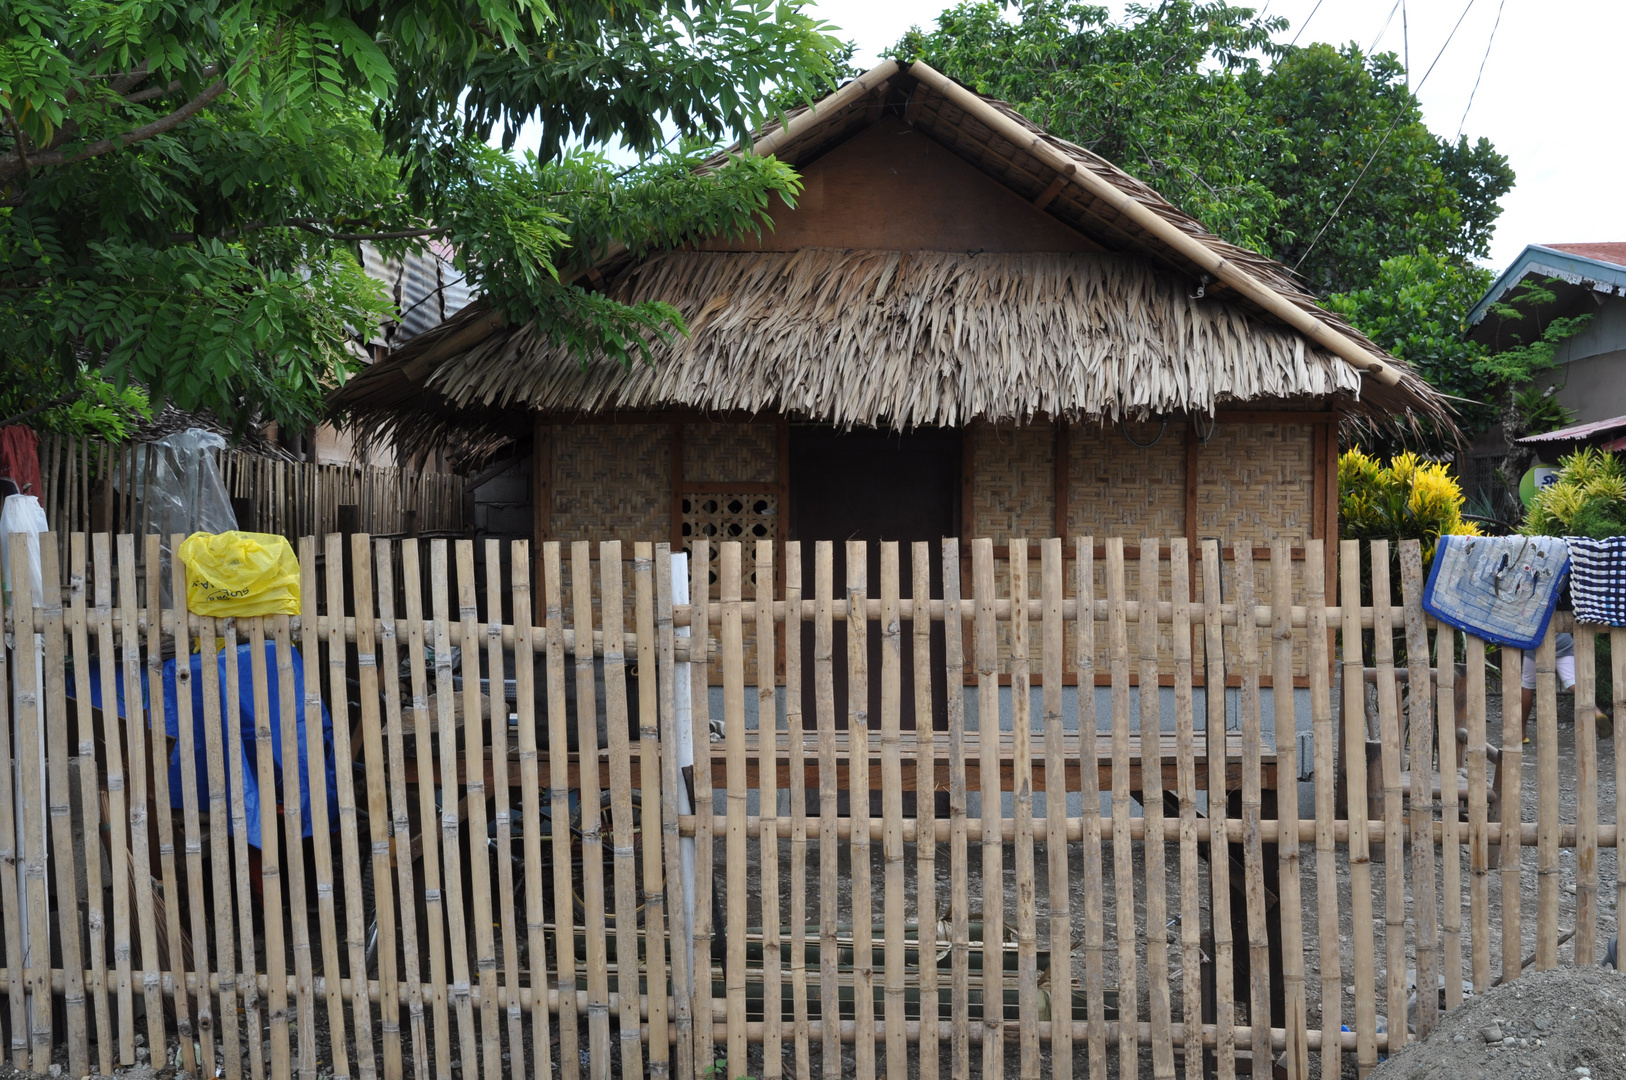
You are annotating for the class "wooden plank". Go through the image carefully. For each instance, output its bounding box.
[1010,542,1039,1079]
[544,542,581,1080]
[881,543,907,1077]
[914,541,942,1080]
[1138,539,1174,1079]
[1170,538,1201,1080]
[1271,540,1307,1078]
[1535,623,1560,970]
[1574,625,1598,969]
[688,541,715,1078]
[721,543,751,1073]
[1498,643,1524,985]
[1306,542,1341,1077]
[1106,539,1138,1080]
[1339,541,1377,1076]
[942,539,972,1080]
[1075,538,1107,1080]
[1369,541,1406,1049]
[1437,624,1463,1011]
[375,539,432,1080]
[513,542,556,1080]
[654,544,694,1080]
[1200,540,1235,1080]
[756,541,783,1078]
[847,540,876,1080]
[1465,634,1491,995]
[633,544,670,1073]
[13,537,54,1069]
[816,541,840,1077]
[248,616,291,1080]
[458,539,503,1080]
[1232,548,1270,1074]
[1039,539,1071,1080]
[786,542,811,1080]
[600,542,644,1080]
[271,611,317,1080]
[972,539,1003,1078]
[355,535,404,1080]
[1398,542,1439,1035]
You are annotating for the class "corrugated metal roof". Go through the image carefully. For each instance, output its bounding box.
[360,241,474,343]
[1517,413,1626,444]
[1544,242,1626,268]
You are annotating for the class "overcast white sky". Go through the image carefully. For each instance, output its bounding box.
[810,0,1626,273]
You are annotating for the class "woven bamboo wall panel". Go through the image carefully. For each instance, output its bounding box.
[1066,421,1186,538]
[1195,423,1313,549]
[551,423,671,543]
[971,423,1055,542]
[682,422,778,484]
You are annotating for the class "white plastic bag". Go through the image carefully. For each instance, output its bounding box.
[0,492,47,616]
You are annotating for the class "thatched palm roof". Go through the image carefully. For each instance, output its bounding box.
[331,60,1450,455]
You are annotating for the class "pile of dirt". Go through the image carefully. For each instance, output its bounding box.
[1373,966,1626,1079]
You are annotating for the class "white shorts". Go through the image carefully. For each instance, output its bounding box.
[1521,653,1576,691]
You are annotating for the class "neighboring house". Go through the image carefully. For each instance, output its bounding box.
[1462,242,1626,509]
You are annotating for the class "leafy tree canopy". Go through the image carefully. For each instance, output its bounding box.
[1,0,842,435]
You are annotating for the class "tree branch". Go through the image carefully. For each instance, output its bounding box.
[168,218,446,244]
[0,77,229,183]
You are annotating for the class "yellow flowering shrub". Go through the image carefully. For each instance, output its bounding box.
[1339,449,1481,567]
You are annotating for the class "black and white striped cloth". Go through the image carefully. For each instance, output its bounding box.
[1566,535,1626,627]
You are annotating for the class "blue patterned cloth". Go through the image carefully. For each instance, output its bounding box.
[1567,535,1626,627]
[1423,534,1569,650]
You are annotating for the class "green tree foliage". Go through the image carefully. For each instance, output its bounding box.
[0,0,841,435]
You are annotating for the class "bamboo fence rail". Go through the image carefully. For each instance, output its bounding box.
[1,533,1621,1080]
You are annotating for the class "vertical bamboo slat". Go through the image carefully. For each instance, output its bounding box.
[1465,633,1491,995]
[1370,541,1406,1049]
[1270,541,1307,1078]
[1437,628,1463,1010]
[1199,540,1235,1080]
[14,538,54,1070]
[0,537,28,1070]
[1574,625,1598,967]
[572,539,614,1080]
[1498,643,1524,985]
[1535,625,1559,971]
[941,539,971,1080]
[816,540,839,1075]
[543,542,581,1080]
[1137,540,1174,1079]
[786,542,811,1079]
[1008,543,1039,1079]
[847,539,876,1080]
[1398,542,1439,1035]
[201,607,250,1080]
[1039,538,1070,1080]
[914,542,942,1080]
[756,541,783,1076]
[1076,538,1107,1079]
[1306,542,1341,1078]
[1169,538,1201,1080]
[881,543,907,1076]
[271,611,317,1080]
[248,617,290,1080]
[689,543,715,1079]
[634,544,670,1070]
[513,543,556,1080]
[654,544,694,1080]
[1613,630,1626,944]
[1105,539,1137,1080]
[600,542,644,1080]
[971,539,1002,1079]
[1338,541,1377,1075]
[1231,549,1269,1069]
[459,540,503,1080]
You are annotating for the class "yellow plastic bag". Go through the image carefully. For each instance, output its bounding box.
[177,531,301,617]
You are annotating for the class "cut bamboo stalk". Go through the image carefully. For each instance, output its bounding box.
[1200,540,1235,1080]
[14,537,55,1070]
[513,542,556,1080]
[971,539,1003,1079]
[1010,542,1040,1080]
[688,542,715,1078]
[1498,643,1523,985]
[116,535,168,1060]
[1465,634,1491,995]
[430,539,480,1074]
[271,612,318,1080]
[69,535,116,1078]
[633,544,670,1074]
[1232,548,1269,1070]
[375,539,432,1080]
[1398,542,1439,1035]
[1369,541,1406,1049]
[755,540,782,1078]
[1138,539,1174,1079]
[1270,541,1307,1079]
[1039,539,1070,1080]
[402,539,453,1080]
[208,606,257,1080]
[458,540,503,1080]
[1535,624,1559,971]
[354,535,403,1080]
[654,544,694,1080]
[1077,538,1108,1080]
[785,541,811,1080]
[816,543,840,1076]
[330,533,382,1080]
[1338,542,1377,1076]
[879,543,908,1079]
[1169,538,1201,1080]
[719,541,749,1074]
[248,617,291,1080]
[599,543,646,1080]
[1105,539,1138,1080]
[1306,543,1341,1078]
[1614,630,1626,942]
[914,541,942,1080]
[1436,627,1463,1010]
[941,539,972,1080]
[543,542,581,1080]
[0,544,28,1070]
[847,540,876,1080]
[40,539,89,1076]
[484,543,525,1080]
[1574,625,1598,968]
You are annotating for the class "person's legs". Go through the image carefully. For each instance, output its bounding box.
[1520,651,1536,744]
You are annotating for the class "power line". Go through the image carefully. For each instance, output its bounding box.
[1458,0,1506,138]
[1292,0,1480,273]
[1369,0,1403,53]
[1289,0,1326,47]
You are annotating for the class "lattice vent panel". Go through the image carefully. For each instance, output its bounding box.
[681,493,778,589]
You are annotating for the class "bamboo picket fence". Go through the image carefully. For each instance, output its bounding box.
[0,532,1621,1080]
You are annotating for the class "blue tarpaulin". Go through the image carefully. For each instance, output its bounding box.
[74,642,338,849]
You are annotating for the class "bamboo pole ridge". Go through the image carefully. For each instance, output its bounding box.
[1169,538,1202,1080]
[1465,634,1491,995]
[1137,540,1176,1079]
[1039,538,1072,1080]
[719,542,749,1077]
[1398,542,1439,1036]
[914,541,942,1080]
[755,541,783,1079]
[570,542,612,1080]
[1574,625,1598,968]
[1305,543,1342,1078]
[942,538,973,1080]
[1200,540,1236,1080]
[688,542,715,1078]
[1105,539,1138,1080]
[847,539,877,1080]
[879,543,908,1080]
[1338,542,1378,1076]
[785,541,812,1080]
[1269,540,1307,1079]
[1075,538,1108,1080]
[1231,548,1270,1074]
[1535,623,1560,971]
[971,539,1004,1079]
[14,538,55,1069]
[814,541,841,1078]
[654,543,693,1080]
[1370,541,1407,1050]
[634,543,672,1076]
[514,541,553,1080]
[1009,543,1041,1080]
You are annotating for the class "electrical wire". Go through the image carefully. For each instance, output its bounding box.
[1289,0,1326,47]
[1457,0,1506,138]
[1369,0,1403,53]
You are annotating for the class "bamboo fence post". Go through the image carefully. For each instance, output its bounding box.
[756,540,783,1077]
[689,542,715,1078]
[1231,548,1269,1069]
[1039,538,1070,1080]
[816,539,841,1073]
[1436,630,1463,1009]
[846,539,876,1080]
[1076,538,1107,1079]
[1369,541,1406,1047]
[1613,630,1626,938]
[914,542,942,1080]
[330,533,381,1080]
[1305,542,1340,1078]
[403,539,453,1080]
[1498,643,1524,983]
[542,542,581,1080]
[375,539,432,1080]
[1270,540,1307,1077]
[1338,541,1377,1074]
[69,535,115,1078]
[1574,624,1598,967]
[458,540,503,1080]
[574,539,617,1080]
[429,539,479,1073]
[971,538,1003,1079]
[655,543,694,1080]
[14,538,55,1069]
[634,543,671,1072]
[271,610,317,1080]
[116,535,168,1059]
[486,541,527,1076]
[1137,540,1174,1079]
[1105,539,1138,1080]
[0,537,28,1070]
[1465,633,1491,994]
[1199,540,1235,1080]
[40,538,89,1076]
[247,616,291,1080]
[513,542,556,1080]
[1009,543,1039,1079]
[1169,539,1201,1080]
[784,542,811,1079]
[1535,624,1560,971]
[1398,542,1439,1034]
[599,543,645,1080]
[202,607,250,1080]
[879,543,908,1075]
[941,539,971,1080]
[354,535,404,1080]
